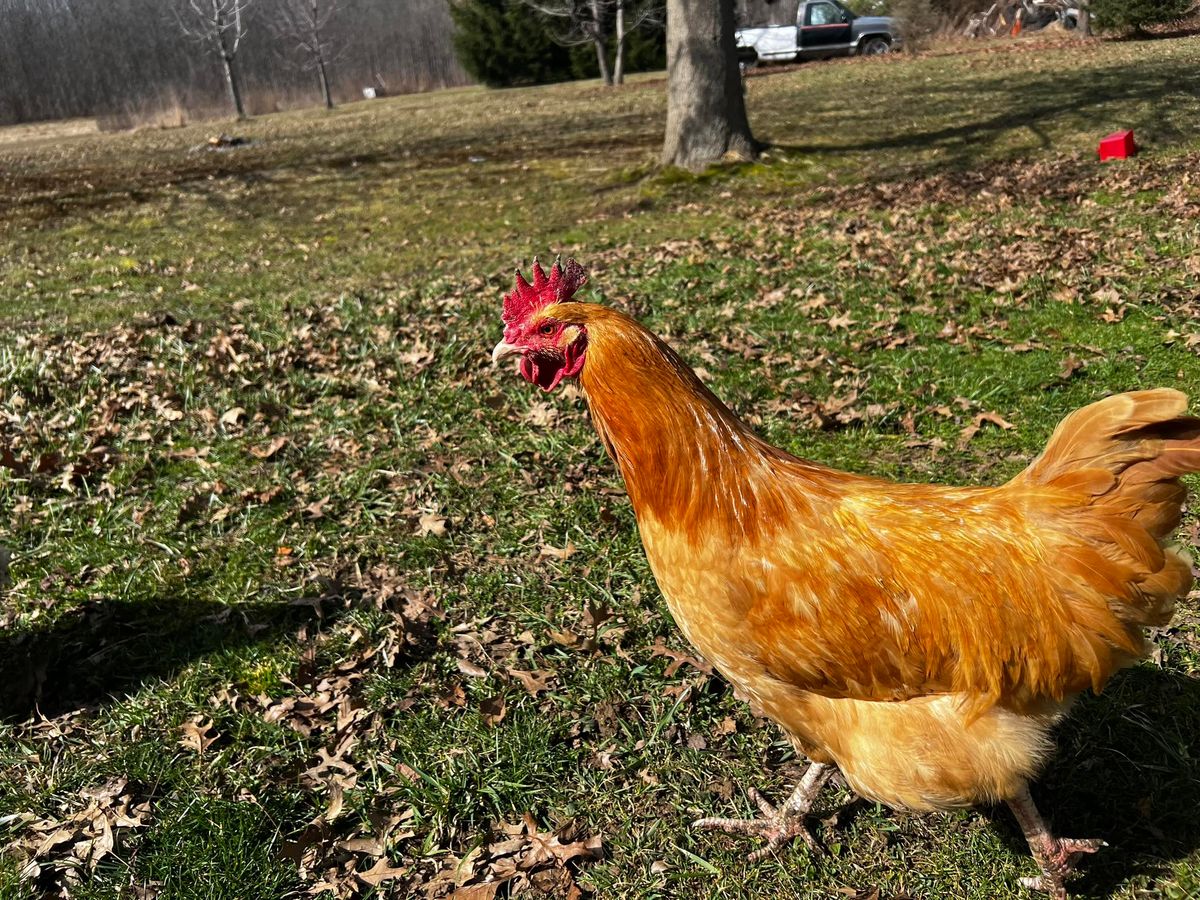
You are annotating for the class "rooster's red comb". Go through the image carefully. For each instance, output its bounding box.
[502,257,588,329]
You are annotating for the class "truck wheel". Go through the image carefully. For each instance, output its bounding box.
[859,36,891,55]
[738,52,759,73]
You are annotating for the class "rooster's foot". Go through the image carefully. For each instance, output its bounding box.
[1017,837,1105,899]
[692,761,834,862]
[693,787,823,861]
[1008,785,1105,899]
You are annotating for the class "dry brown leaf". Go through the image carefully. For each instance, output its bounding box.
[525,402,559,427]
[480,696,507,727]
[548,629,583,649]
[957,410,1016,449]
[355,855,409,887]
[456,657,488,678]
[399,339,434,371]
[976,411,1015,430]
[450,883,502,900]
[507,668,555,695]
[538,542,576,561]
[417,512,448,537]
[337,836,384,855]
[303,496,331,520]
[650,639,713,677]
[322,783,345,823]
[178,716,219,754]
[827,312,856,330]
[1058,355,1084,381]
[9,777,153,886]
[250,435,288,460]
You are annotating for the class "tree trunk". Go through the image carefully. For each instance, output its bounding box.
[661,0,755,169]
[1075,2,1091,37]
[613,0,626,85]
[609,0,628,84]
[594,35,612,84]
[221,53,247,119]
[316,53,334,109]
[590,0,612,85]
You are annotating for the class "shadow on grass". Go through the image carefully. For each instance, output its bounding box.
[0,587,365,721]
[0,595,324,724]
[766,53,1200,176]
[982,665,1200,897]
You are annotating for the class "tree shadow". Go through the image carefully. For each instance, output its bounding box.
[979,665,1200,897]
[765,51,1200,179]
[0,585,364,721]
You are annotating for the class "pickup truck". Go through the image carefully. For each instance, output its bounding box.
[736,0,901,66]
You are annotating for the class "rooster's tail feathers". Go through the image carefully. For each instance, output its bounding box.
[1015,389,1200,628]
[1019,389,1200,531]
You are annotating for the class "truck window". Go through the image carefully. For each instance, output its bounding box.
[806,2,841,25]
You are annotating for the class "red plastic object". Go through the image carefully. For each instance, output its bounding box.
[1098,130,1137,161]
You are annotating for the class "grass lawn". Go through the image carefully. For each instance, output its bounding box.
[2,30,1200,900]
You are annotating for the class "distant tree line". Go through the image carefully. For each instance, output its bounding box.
[0,0,469,128]
[450,0,666,88]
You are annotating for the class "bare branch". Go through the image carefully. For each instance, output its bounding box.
[266,0,349,107]
[173,0,254,116]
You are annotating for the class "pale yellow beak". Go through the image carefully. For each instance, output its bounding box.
[491,340,522,366]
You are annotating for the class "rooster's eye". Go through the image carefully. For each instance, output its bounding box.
[539,322,556,336]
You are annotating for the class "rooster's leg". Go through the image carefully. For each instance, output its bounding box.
[693,761,834,861]
[1006,784,1105,900]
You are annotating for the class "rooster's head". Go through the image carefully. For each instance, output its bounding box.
[491,257,589,392]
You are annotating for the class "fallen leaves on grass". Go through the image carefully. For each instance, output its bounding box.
[538,541,576,560]
[650,638,713,677]
[250,435,289,460]
[479,695,507,726]
[258,567,455,894]
[6,777,152,895]
[957,410,1016,449]
[420,815,603,899]
[506,667,556,696]
[418,512,449,537]
[178,715,220,754]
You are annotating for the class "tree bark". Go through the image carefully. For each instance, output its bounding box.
[316,53,334,108]
[221,53,247,118]
[1075,1,1091,37]
[590,0,612,85]
[613,0,626,84]
[594,35,612,84]
[661,0,756,169]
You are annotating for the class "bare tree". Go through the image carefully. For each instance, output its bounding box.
[0,0,469,129]
[612,0,663,84]
[524,0,662,86]
[661,0,755,169]
[525,0,613,85]
[176,0,253,118]
[268,0,345,108]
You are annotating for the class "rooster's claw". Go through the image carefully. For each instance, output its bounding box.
[693,787,825,861]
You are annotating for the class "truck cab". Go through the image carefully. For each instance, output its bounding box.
[736,0,900,66]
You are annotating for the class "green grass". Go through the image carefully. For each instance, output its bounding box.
[2,32,1200,900]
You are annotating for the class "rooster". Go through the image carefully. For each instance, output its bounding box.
[492,259,1199,898]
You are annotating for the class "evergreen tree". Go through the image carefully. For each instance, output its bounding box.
[1089,0,1193,32]
[451,0,665,88]
[450,0,576,86]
